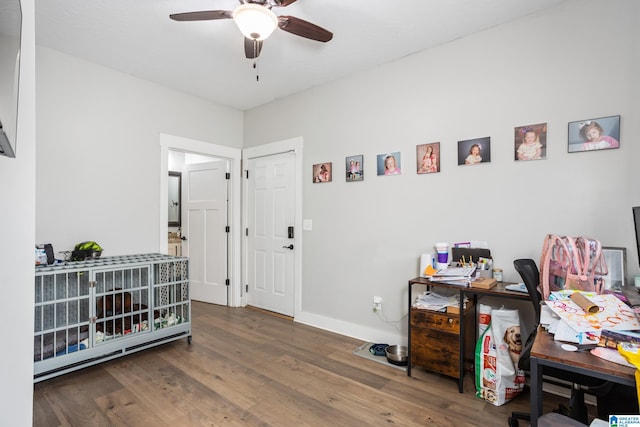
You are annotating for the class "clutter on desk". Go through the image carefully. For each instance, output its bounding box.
[616,343,640,410]
[470,277,497,289]
[570,291,599,313]
[505,282,528,293]
[546,290,640,333]
[420,240,494,279]
[426,265,476,286]
[598,329,640,349]
[591,346,635,368]
[435,242,449,270]
[540,290,640,348]
[412,290,468,313]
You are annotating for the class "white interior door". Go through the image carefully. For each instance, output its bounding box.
[247,152,296,316]
[182,160,228,305]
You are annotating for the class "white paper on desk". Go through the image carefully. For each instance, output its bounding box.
[546,317,561,334]
[553,320,600,344]
[591,347,635,368]
[540,305,559,326]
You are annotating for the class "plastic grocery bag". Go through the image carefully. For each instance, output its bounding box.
[616,343,640,408]
[475,308,525,406]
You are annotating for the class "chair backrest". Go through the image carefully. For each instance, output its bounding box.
[513,258,543,372]
[513,258,542,324]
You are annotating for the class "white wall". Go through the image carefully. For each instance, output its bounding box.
[0,0,35,424]
[244,0,640,343]
[35,48,244,255]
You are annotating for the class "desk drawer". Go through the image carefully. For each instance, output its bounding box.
[410,326,460,378]
[410,308,460,334]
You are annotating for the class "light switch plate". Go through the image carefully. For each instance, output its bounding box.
[303,219,312,231]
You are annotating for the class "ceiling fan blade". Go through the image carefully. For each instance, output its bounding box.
[272,0,298,7]
[169,10,233,21]
[278,16,333,42]
[244,38,263,59]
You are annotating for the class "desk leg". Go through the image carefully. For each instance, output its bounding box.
[458,289,464,393]
[530,357,542,427]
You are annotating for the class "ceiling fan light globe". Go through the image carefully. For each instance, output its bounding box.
[233,3,278,41]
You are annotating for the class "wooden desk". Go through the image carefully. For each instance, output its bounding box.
[408,277,531,392]
[530,327,636,426]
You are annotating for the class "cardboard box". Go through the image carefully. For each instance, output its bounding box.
[470,277,497,289]
[446,299,474,314]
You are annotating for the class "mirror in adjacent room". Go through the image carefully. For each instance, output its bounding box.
[168,172,181,227]
[0,0,22,158]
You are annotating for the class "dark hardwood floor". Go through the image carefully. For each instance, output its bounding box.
[33,301,572,426]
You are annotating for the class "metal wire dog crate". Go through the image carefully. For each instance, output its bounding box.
[34,253,191,382]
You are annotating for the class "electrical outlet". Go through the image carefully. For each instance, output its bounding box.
[373,296,382,312]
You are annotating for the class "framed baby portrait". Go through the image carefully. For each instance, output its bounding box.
[514,123,547,161]
[416,142,440,174]
[457,137,490,166]
[345,155,363,182]
[377,152,402,176]
[312,162,332,183]
[568,115,620,153]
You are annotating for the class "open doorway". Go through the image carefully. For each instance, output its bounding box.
[160,133,242,307]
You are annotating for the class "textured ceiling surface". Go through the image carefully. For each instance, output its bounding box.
[35,0,567,111]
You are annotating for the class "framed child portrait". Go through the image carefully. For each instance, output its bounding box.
[416,142,440,174]
[458,137,490,166]
[514,123,547,161]
[345,155,363,182]
[568,115,620,153]
[377,152,402,176]
[312,162,332,183]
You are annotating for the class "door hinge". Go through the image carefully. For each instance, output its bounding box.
[245,170,249,179]
[225,278,230,287]
[225,225,230,233]
[225,172,230,180]
[245,228,249,236]
[245,284,249,293]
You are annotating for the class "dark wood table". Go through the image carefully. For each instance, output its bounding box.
[530,326,636,426]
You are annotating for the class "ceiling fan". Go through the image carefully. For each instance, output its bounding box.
[169,0,333,59]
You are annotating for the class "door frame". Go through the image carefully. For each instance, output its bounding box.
[159,133,242,307]
[242,137,303,316]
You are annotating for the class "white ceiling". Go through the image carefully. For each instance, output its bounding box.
[35,0,568,111]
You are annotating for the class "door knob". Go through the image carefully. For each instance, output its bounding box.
[181,236,187,241]
[282,244,294,250]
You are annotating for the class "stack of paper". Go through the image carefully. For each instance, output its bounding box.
[542,290,640,345]
[427,266,477,286]
[413,291,467,312]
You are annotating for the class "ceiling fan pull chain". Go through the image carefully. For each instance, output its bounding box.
[253,39,260,82]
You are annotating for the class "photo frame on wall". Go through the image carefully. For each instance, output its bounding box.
[312,162,332,183]
[346,155,363,182]
[514,123,547,161]
[377,152,402,176]
[602,247,626,290]
[416,142,440,174]
[568,115,620,153]
[458,137,490,165]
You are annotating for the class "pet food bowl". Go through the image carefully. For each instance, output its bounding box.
[385,345,408,366]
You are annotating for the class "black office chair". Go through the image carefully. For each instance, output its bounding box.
[508,259,611,426]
